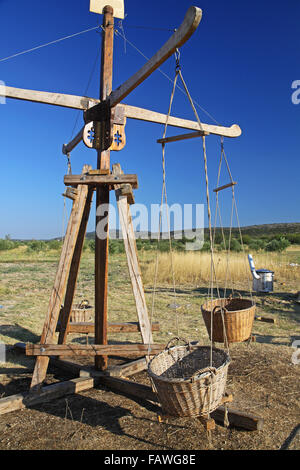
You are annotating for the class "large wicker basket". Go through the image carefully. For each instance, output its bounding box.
[148,338,230,417]
[201,297,256,344]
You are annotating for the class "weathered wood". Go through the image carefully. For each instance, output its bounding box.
[0,85,98,110]
[0,377,96,416]
[62,129,84,155]
[124,104,242,137]
[109,7,202,107]
[108,357,149,377]
[62,187,79,201]
[26,343,165,357]
[213,182,237,193]
[58,188,94,345]
[211,406,264,431]
[95,6,114,374]
[90,0,125,19]
[99,376,157,403]
[113,163,153,344]
[30,165,92,391]
[58,321,160,334]
[64,174,138,189]
[255,316,276,324]
[157,130,209,144]
[116,183,135,205]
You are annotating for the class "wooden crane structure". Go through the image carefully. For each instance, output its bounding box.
[0,2,264,431]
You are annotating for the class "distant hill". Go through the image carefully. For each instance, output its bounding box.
[85,223,300,240]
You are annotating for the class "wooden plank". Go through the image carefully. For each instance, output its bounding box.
[30,165,92,391]
[62,321,160,334]
[64,174,138,189]
[124,104,242,138]
[213,182,237,193]
[99,376,157,403]
[26,343,165,357]
[95,7,114,374]
[113,164,153,344]
[116,183,135,205]
[157,130,209,144]
[108,357,149,378]
[0,85,98,110]
[0,377,96,416]
[62,128,84,155]
[108,7,202,107]
[58,188,94,345]
[255,316,276,324]
[62,188,78,201]
[211,406,264,431]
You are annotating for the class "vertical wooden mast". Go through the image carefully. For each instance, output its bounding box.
[95,5,114,370]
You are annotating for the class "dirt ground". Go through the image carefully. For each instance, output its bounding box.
[0,253,299,451]
[0,341,299,451]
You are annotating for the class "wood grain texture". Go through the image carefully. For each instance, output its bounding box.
[109,7,202,107]
[30,165,91,391]
[26,343,165,357]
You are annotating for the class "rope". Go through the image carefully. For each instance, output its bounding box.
[114,29,221,126]
[149,65,180,356]
[0,26,100,63]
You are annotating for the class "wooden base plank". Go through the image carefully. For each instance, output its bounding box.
[26,343,165,357]
[56,321,160,334]
[0,377,96,416]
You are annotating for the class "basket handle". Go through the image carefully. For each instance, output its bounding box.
[212,305,228,315]
[191,366,217,382]
[165,336,190,352]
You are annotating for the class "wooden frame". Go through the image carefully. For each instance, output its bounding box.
[0,5,260,437]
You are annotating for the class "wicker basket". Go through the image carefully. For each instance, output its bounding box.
[70,300,93,323]
[201,297,256,344]
[148,338,230,417]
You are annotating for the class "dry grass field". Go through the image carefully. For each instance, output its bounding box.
[0,246,299,450]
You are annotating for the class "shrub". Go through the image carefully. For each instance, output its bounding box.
[0,239,15,251]
[265,237,290,253]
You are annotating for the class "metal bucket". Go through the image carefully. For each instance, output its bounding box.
[253,269,274,293]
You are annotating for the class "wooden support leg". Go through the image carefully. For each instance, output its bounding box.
[30,166,91,391]
[95,184,110,371]
[58,188,94,345]
[113,164,153,344]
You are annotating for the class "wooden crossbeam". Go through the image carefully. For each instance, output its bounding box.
[58,321,160,334]
[157,130,209,144]
[109,7,202,107]
[213,182,237,193]
[0,85,98,110]
[64,174,138,189]
[26,343,165,357]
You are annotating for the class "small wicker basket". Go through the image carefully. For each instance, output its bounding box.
[70,300,93,323]
[148,338,230,417]
[201,297,256,344]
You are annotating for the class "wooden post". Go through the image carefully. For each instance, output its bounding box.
[30,167,91,391]
[95,5,114,370]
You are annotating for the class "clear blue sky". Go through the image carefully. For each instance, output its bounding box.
[0,0,299,239]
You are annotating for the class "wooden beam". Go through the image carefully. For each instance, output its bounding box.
[59,321,160,334]
[113,163,153,344]
[0,85,98,110]
[0,377,96,416]
[64,174,138,189]
[30,165,92,391]
[255,316,276,324]
[213,182,237,193]
[26,343,165,357]
[157,130,209,144]
[62,128,84,155]
[211,407,264,431]
[109,7,202,107]
[58,188,94,345]
[98,376,157,403]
